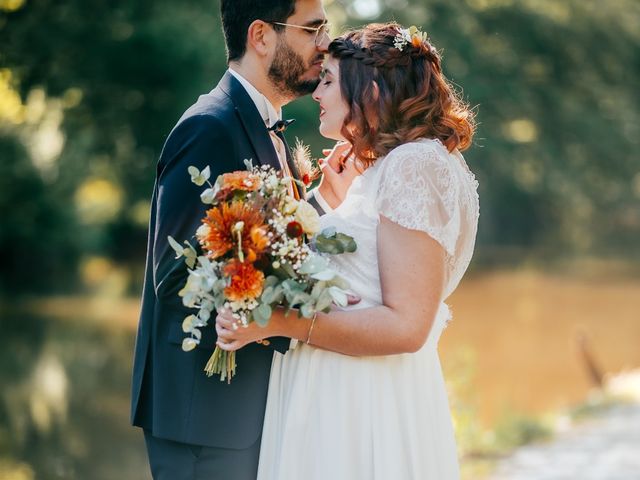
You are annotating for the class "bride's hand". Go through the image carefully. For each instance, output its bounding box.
[317,142,363,208]
[215,308,276,351]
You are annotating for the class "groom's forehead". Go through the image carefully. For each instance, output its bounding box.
[288,0,327,26]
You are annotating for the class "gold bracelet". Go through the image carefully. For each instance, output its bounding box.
[305,312,318,345]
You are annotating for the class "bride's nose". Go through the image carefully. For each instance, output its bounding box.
[312,86,322,103]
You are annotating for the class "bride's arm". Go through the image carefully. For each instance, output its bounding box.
[215,215,445,356]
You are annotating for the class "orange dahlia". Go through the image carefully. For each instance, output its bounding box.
[199,201,268,260]
[223,259,265,301]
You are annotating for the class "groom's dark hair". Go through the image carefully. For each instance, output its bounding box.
[221,0,297,62]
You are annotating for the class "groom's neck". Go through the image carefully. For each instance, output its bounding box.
[229,59,288,110]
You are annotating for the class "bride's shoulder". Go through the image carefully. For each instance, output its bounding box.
[378,138,452,174]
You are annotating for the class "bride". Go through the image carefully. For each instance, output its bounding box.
[215,22,478,479]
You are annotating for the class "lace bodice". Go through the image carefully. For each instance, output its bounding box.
[319,138,479,308]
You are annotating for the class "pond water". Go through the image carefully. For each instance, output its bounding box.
[1,267,639,479]
[441,268,640,426]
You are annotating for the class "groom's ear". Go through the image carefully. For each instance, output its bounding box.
[246,20,277,58]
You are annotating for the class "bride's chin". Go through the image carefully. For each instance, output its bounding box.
[319,123,345,142]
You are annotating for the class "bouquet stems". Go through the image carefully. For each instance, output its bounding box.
[204,347,236,384]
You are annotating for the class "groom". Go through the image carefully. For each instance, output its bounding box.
[130,1,331,478]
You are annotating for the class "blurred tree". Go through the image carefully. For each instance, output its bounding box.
[0,135,77,294]
[1,0,227,293]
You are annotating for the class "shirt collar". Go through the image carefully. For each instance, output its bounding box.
[228,68,282,128]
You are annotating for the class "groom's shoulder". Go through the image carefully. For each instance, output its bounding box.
[160,91,237,154]
[176,86,236,131]
[156,89,236,170]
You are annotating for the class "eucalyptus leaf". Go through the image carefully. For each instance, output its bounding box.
[189,165,209,186]
[287,292,311,307]
[315,289,333,312]
[299,255,329,275]
[182,314,197,333]
[314,235,340,255]
[310,280,326,300]
[314,229,358,254]
[282,279,304,293]
[328,276,350,290]
[253,303,272,327]
[187,165,200,180]
[191,328,202,341]
[182,337,199,352]
[310,270,337,281]
[200,188,215,204]
[198,309,211,322]
[261,286,275,304]
[335,233,358,252]
[321,226,337,237]
[167,236,184,257]
[328,286,348,307]
[300,303,315,318]
[280,262,297,278]
[270,286,284,305]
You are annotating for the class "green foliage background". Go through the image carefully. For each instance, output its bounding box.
[1,0,639,293]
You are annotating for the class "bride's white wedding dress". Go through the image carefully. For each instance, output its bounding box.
[257,138,479,480]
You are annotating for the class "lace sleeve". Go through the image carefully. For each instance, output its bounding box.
[375,141,460,257]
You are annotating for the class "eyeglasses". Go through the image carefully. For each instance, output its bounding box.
[268,21,331,46]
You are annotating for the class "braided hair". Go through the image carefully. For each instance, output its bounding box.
[327,23,474,165]
[328,35,439,70]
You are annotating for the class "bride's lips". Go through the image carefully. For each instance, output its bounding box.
[319,106,326,118]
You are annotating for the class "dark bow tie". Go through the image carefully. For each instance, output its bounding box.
[268,119,296,133]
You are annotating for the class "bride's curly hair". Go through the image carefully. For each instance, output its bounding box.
[328,23,475,165]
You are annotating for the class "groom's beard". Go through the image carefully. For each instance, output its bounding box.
[268,39,322,98]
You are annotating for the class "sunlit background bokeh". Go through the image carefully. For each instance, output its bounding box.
[1,0,639,479]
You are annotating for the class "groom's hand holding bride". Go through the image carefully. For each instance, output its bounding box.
[317,141,363,210]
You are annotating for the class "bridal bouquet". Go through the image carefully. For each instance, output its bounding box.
[168,160,356,382]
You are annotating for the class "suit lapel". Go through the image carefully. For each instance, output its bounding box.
[218,71,281,170]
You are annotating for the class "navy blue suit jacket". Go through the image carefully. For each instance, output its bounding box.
[131,71,296,449]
